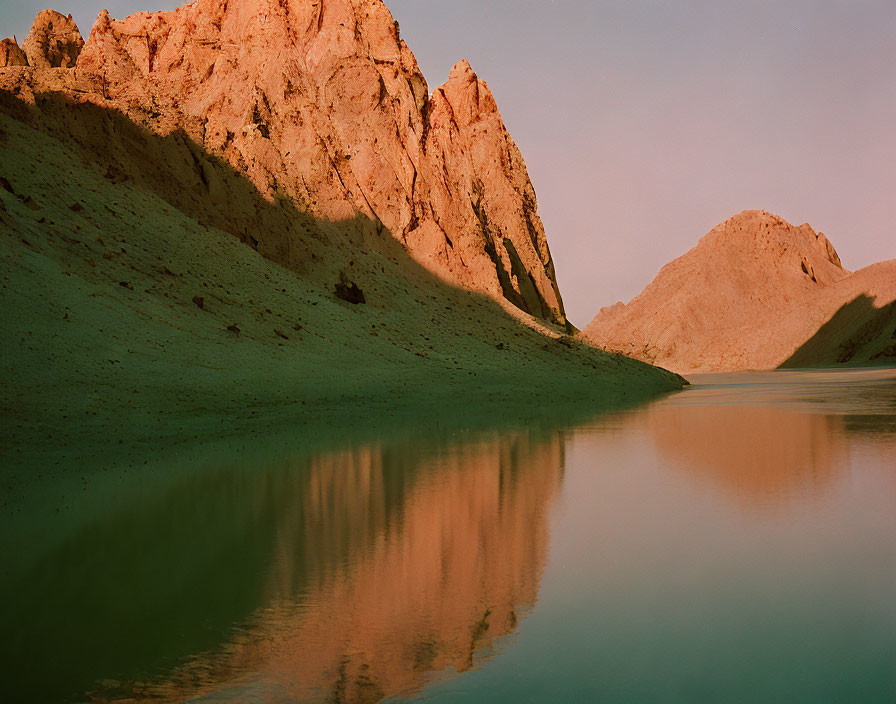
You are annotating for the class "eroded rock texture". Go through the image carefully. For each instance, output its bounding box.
[22,9,83,68]
[1,0,566,325]
[0,38,28,67]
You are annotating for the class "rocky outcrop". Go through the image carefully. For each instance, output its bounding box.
[1,0,566,325]
[0,38,28,67]
[580,210,896,373]
[21,9,83,68]
[413,58,562,321]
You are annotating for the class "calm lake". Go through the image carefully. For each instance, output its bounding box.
[4,369,895,703]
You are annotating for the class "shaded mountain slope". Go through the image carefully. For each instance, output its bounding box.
[781,293,896,368]
[580,210,895,373]
[0,100,681,468]
[0,1,685,467]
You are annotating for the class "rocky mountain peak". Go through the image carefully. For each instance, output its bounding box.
[703,209,846,286]
[0,37,28,67]
[434,57,500,129]
[22,8,83,68]
[449,58,474,80]
[1,0,567,325]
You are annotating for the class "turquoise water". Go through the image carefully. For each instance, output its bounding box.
[3,369,895,702]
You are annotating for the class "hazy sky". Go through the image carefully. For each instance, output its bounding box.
[3,1,894,325]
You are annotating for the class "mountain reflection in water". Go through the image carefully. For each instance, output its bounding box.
[643,369,895,506]
[178,436,561,704]
[56,433,564,704]
[645,404,845,504]
[4,369,895,703]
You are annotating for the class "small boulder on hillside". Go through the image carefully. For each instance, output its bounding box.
[22,10,83,68]
[334,273,366,305]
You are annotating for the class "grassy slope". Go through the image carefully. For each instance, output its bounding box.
[0,110,681,476]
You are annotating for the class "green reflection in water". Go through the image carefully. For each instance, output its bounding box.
[3,370,896,703]
[4,393,628,703]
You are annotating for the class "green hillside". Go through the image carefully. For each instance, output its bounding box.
[0,106,682,479]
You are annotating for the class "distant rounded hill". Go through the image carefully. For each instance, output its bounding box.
[580,210,896,374]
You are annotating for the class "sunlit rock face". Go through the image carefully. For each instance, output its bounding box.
[580,210,896,373]
[0,0,566,325]
[81,432,564,703]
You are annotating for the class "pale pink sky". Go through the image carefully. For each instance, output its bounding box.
[3,1,894,325]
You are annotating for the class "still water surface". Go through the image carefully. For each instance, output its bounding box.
[4,369,896,702]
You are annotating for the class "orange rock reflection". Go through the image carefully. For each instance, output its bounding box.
[644,403,847,504]
[105,432,563,703]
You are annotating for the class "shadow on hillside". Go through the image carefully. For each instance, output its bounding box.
[0,88,562,325]
[779,295,896,369]
[0,88,682,466]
